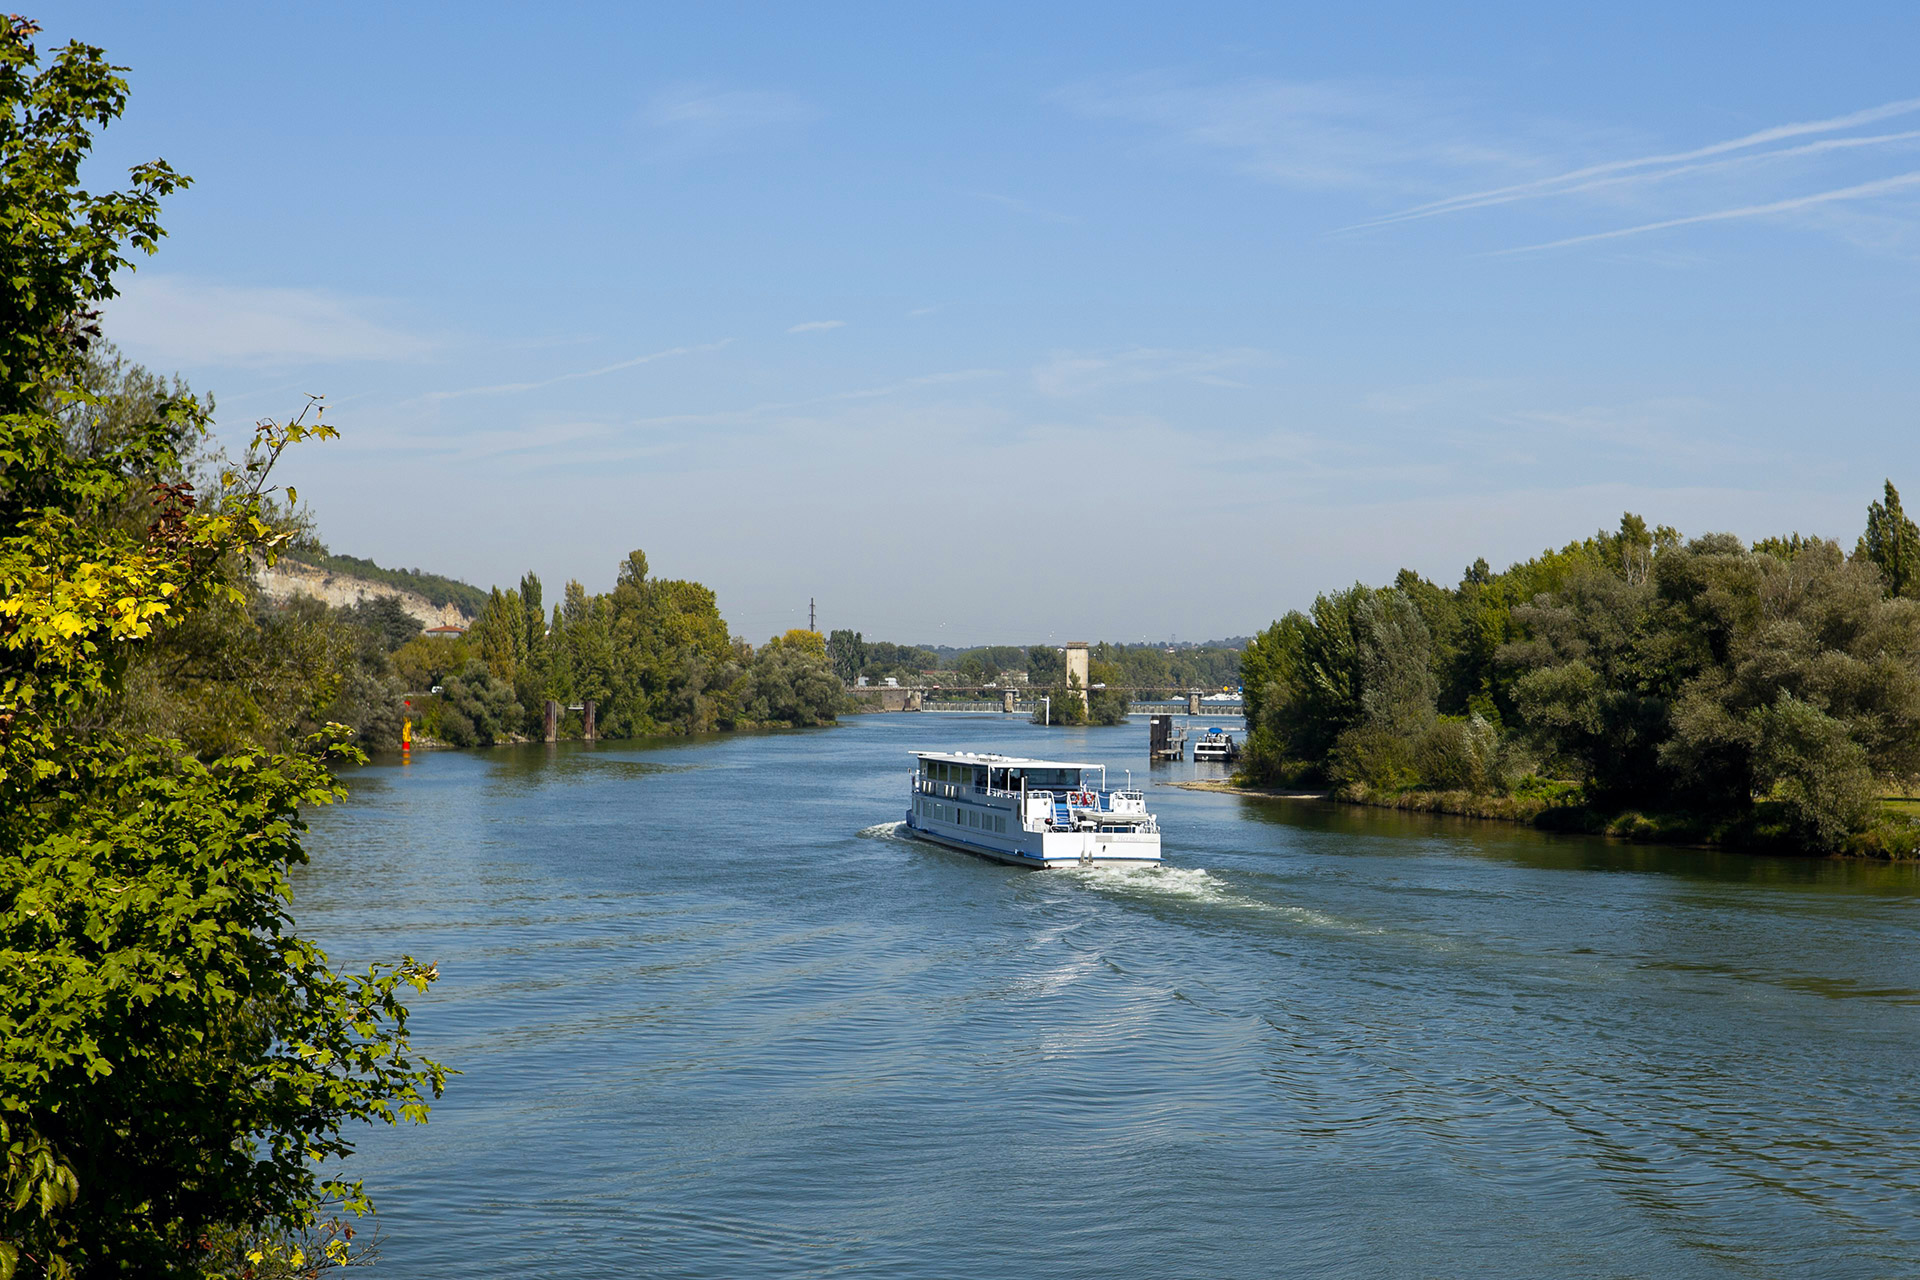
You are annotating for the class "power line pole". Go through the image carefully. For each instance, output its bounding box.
[809,597,815,632]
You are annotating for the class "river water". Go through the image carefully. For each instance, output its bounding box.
[300,713,1920,1278]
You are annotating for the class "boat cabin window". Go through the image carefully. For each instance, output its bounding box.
[1020,768,1080,790]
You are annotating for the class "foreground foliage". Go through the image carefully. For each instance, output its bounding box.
[1,16,444,1275]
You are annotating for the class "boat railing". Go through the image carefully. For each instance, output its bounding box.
[909,773,1148,815]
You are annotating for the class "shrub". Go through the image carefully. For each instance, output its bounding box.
[436,662,525,747]
[1750,693,1877,851]
[1412,714,1507,794]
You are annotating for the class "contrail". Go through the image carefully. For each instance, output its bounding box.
[1349,129,1920,228]
[1489,170,1920,255]
[1345,95,1920,231]
[423,339,733,402]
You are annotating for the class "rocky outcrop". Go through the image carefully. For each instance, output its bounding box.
[252,557,474,630]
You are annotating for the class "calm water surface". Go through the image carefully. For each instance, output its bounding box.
[300,715,1920,1278]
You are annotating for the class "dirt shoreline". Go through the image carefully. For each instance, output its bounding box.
[1169,779,1328,801]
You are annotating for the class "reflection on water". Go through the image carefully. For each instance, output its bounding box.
[301,717,1920,1279]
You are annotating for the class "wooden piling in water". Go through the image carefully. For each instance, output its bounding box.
[544,700,558,742]
[583,700,596,741]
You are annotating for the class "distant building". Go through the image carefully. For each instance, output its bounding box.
[424,625,467,637]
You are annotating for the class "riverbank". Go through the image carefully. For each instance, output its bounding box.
[1172,779,1558,823]
[1171,779,1328,801]
[1179,776,1920,860]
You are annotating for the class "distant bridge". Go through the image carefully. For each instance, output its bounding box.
[849,685,1243,718]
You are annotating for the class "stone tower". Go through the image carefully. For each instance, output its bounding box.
[1064,642,1090,713]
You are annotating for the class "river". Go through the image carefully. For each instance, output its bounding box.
[300,713,1920,1278]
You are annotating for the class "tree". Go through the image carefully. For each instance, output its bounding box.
[434,661,525,747]
[1032,671,1090,725]
[0,17,445,1274]
[1857,479,1920,598]
[1323,589,1439,792]
[827,629,866,684]
[338,594,422,652]
[1026,644,1063,684]
[1355,589,1437,739]
[742,633,840,726]
[1751,693,1877,850]
[1087,684,1130,725]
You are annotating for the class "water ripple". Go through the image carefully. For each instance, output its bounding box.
[300,721,1920,1279]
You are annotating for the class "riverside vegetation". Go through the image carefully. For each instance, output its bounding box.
[1,16,451,1278]
[426,561,841,747]
[1240,502,1920,857]
[2,15,839,1276]
[50,348,842,759]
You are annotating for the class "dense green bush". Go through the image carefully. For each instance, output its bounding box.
[434,662,526,747]
[1242,508,1920,855]
[741,634,843,727]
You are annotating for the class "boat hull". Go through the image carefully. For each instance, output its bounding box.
[904,813,1161,869]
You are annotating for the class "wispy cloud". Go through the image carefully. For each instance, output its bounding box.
[105,275,432,367]
[971,191,1080,224]
[632,368,1002,430]
[1058,73,1529,192]
[419,339,732,403]
[787,319,845,333]
[641,85,817,153]
[1031,347,1267,397]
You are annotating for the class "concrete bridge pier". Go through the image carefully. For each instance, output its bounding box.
[1002,689,1016,713]
[1187,691,1203,715]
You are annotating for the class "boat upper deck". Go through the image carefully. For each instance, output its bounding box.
[910,750,1101,771]
[913,750,1113,799]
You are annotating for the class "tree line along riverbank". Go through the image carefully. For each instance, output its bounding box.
[1236,499,1920,858]
[58,339,841,757]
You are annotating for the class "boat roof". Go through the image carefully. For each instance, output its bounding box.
[911,750,1101,770]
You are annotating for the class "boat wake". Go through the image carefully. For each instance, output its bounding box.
[1062,864,1238,906]
[1065,865,1387,937]
[857,820,915,842]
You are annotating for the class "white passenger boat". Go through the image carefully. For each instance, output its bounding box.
[905,750,1161,869]
[1191,728,1239,762]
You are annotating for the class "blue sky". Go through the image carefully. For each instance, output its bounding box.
[53,2,1920,644]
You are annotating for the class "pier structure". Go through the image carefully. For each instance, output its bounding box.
[1149,714,1187,761]
[543,699,599,741]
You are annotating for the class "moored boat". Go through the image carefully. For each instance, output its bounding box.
[904,750,1161,868]
[1191,728,1239,762]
